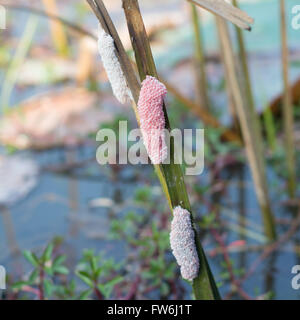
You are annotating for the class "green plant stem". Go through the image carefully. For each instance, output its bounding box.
[85,0,220,300]
[190,4,210,110]
[121,0,220,300]
[280,0,296,198]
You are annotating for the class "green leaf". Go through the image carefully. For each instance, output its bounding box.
[95,268,102,278]
[161,282,169,296]
[11,281,28,290]
[90,257,98,275]
[28,269,39,283]
[78,289,92,300]
[76,271,93,287]
[45,266,54,276]
[42,243,54,262]
[54,266,69,275]
[23,250,39,267]
[103,276,123,288]
[98,276,123,299]
[53,255,66,268]
[44,279,54,297]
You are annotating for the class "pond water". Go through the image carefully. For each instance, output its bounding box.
[0,144,299,299]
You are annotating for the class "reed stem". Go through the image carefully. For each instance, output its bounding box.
[76,37,95,85]
[280,0,296,198]
[121,0,220,300]
[190,4,210,110]
[216,24,239,131]
[232,0,269,202]
[216,17,276,241]
[87,0,220,299]
[232,0,255,117]
[42,0,69,57]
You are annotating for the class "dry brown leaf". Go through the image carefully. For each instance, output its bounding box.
[188,0,254,30]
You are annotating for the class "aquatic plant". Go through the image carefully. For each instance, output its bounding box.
[11,242,123,300]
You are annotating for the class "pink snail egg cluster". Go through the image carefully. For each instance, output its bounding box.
[138,76,168,164]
